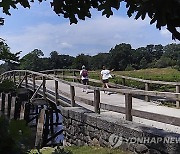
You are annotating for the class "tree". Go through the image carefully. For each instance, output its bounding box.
[20,49,44,71]
[0,0,180,40]
[73,54,90,69]
[49,51,60,69]
[0,38,21,70]
[90,53,109,70]
[0,38,21,63]
[163,43,180,61]
[58,54,74,69]
[109,43,132,70]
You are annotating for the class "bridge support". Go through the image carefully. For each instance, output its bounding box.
[0,93,5,112]
[125,93,132,121]
[176,85,180,108]
[10,97,16,119]
[94,89,100,114]
[145,83,150,102]
[122,78,125,86]
[70,85,75,107]
[35,108,45,147]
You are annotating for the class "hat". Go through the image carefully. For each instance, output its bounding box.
[82,65,85,69]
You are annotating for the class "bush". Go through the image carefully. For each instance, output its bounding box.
[0,117,32,154]
[0,80,17,93]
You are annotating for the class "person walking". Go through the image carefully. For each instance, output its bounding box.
[100,66,114,94]
[80,65,89,93]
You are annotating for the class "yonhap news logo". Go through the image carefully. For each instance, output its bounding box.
[109,134,123,148]
[109,134,180,148]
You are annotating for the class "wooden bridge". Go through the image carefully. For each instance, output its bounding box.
[1,69,180,147]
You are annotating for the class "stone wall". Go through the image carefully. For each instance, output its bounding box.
[60,107,180,154]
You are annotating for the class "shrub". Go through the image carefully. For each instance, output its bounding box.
[0,80,17,93]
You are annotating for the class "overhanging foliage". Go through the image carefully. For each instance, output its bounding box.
[0,0,179,40]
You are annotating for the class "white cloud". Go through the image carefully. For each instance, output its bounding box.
[160,28,171,38]
[1,15,177,58]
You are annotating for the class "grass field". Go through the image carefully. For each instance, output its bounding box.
[113,68,180,82]
[88,68,180,92]
[55,68,180,92]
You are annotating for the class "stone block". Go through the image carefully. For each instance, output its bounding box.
[84,112,99,127]
[68,107,91,122]
[135,144,149,154]
[90,138,100,146]
[87,125,95,132]
[60,107,70,118]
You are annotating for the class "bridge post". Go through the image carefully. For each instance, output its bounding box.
[70,85,75,107]
[35,108,45,147]
[20,102,26,120]
[55,80,58,104]
[32,74,36,92]
[10,96,16,119]
[9,72,12,80]
[94,89,100,114]
[43,110,50,146]
[4,93,10,116]
[145,83,150,102]
[42,76,46,100]
[19,71,21,83]
[125,93,132,121]
[0,93,5,112]
[122,78,125,86]
[176,85,180,108]
[73,71,76,82]
[25,71,28,88]
[13,72,16,83]
[62,71,65,80]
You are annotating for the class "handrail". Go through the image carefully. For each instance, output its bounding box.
[117,75,180,86]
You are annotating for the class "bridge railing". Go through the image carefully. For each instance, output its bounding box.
[40,69,180,108]
[39,69,180,107]
[1,70,180,127]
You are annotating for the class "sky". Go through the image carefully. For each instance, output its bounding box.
[0,1,179,58]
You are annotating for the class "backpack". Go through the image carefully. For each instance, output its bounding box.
[82,70,88,77]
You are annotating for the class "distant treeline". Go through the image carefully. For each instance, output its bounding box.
[1,43,180,72]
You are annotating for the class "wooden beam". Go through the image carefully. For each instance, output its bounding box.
[4,93,9,116]
[20,102,26,120]
[17,75,27,88]
[42,76,46,100]
[10,96,16,119]
[125,93,132,121]
[32,74,36,92]
[55,80,58,104]
[132,109,180,127]
[94,89,100,114]
[145,83,150,102]
[100,103,125,114]
[35,108,45,147]
[13,72,16,83]
[30,82,43,102]
[176,85,180,108]
[0,93,5,111]
[70,85,75,107]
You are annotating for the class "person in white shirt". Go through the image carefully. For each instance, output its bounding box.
[100,66,114,94]
[80,65,89,93]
